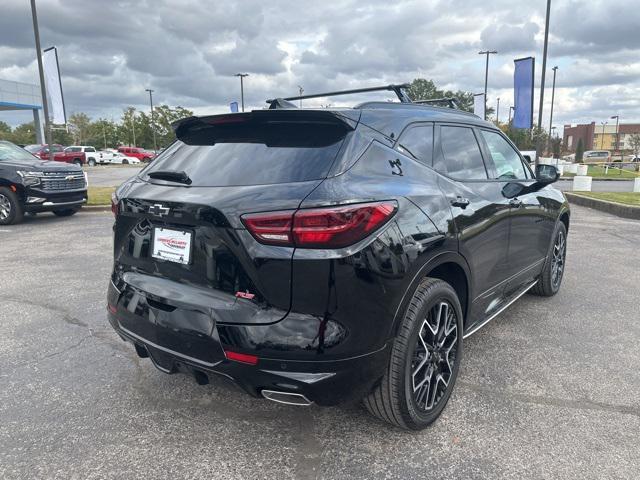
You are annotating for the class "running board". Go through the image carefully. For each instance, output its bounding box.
[463,280,538,339]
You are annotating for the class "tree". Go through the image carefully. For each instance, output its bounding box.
[407,78,493,114]
[68,112,92,144]
[0,121,12,141]
[628,133,640,156]
[551,137,562,159]
[575,138,585,163]
[11,123,38,145]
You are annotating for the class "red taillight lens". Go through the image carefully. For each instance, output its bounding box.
[224,350,259,365]
[241,210,294,246]
[242,201,397,249]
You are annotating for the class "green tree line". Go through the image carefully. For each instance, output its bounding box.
[0,104,193,150]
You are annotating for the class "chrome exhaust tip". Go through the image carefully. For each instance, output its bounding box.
[261,389,313,406]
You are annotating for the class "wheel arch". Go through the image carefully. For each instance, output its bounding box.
[559,210,570,233]
[390,251,472,338]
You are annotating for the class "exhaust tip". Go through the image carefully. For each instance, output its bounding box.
[193,370,209,386]
[261,389,313,406]
[134,343,149,358]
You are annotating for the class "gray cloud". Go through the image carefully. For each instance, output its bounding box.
[0,0,638,128]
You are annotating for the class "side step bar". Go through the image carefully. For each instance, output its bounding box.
[261,389,313,406]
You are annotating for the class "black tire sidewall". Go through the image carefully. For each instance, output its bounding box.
[547,222,567,294]
[0,187,23,225]
[401,281,464,428]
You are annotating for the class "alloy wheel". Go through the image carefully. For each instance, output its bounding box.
[0,193,11,221]
[551,230,566,289]
[410,301,459,411]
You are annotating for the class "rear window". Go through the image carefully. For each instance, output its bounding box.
[144,138,345,187]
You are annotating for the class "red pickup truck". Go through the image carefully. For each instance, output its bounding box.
[117,146,155,162]
[24,144,86,165]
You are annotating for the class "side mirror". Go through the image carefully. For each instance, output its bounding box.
[535,164,560,184]
[502,182,526,199]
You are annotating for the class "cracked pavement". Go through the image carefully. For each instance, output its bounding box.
[1,205,639,479]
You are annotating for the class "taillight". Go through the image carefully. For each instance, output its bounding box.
[111,191,119,216]
[241,201,397,249]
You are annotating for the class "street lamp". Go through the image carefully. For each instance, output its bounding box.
[234,73,249,112]
[297,85,304,108]
[30,0,54,161]
[478,50,498,120]
[145,88,157,152]
[537,0,552,135]
[610,115,620,161]
[600,121,608,150]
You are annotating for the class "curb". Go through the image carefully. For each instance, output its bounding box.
[82,205,111,212]
[559,177,632,182]
[564,193,640,220]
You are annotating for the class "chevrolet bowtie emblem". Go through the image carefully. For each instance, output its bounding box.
[149,204,170,217]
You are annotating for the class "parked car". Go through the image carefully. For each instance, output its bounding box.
[107,100,569,430]
[24,144,86,165]
[117,146,155,162]
[0,140,87,225]
[108,152,140,165]
[519,149,537,164]
[65,146,106,166]
[582,150,611,164]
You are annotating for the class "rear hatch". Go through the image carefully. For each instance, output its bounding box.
[112,109,359,345]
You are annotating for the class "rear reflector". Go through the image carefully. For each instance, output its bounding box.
[111,192,119,216]
[241,201,397,249]
[225,350,259,365]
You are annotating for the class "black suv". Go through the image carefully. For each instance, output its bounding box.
[0,141,88,225]
[107,86,569,430]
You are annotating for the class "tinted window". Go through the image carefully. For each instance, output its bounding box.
[480,130,527,180]
[145,138,344,187]
[439,126,487,179]
[85,147,96,152]
[66,147,81,152]
[396,124,433,166]
[0,141,39,163]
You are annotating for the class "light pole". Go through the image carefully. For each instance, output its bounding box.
[145,88,157,151]
[30,0,54,161]
[131,112,136,147]
[298,85,304,108]
[610,115,620,161]
[478,50,497,120]
[234,73,249,112]
[537,0,552,134]
[600,121,607,150]
[548,66,558,153]
[496,97,500,124]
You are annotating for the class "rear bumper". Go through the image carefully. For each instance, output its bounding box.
[108,309,390,405]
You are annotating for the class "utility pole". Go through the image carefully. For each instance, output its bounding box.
[298,85,304,108]
[478,50,497,120]
[548,66,558,153]
[235,73,249,112]
[102,123,107,150]
[611,115,620,161]
[146,88,157,151]
[496,97,500,124]
[30,0,54,161]
[131,112,136,147]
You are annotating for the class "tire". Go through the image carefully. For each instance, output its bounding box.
[0,186,24,225]
[364,278,463,430]
[88,158,96,166]
[122,159,129,164]
[53,208,80,217]
[530,222,567,297]
[73,159,82,166]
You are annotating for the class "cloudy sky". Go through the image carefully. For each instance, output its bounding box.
[1,0,639,132]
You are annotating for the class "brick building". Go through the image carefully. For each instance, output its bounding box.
[564,122,640,152]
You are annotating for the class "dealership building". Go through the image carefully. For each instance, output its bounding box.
[0,78,45,143]
[563,121,640,152]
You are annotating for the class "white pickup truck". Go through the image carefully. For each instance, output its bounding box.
[65,146,114,166]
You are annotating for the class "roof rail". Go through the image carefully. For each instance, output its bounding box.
[266,83,412,106]
[412,97,461,110]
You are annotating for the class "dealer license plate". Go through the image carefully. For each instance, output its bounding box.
[152,227,192,265]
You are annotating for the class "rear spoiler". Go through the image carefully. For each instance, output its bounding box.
[172,110,360,147]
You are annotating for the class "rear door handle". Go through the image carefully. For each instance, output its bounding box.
[451,196,470,209]
[509,198,523,208]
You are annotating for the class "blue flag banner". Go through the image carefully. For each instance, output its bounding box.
[230,101,239,113]
[513,57,535,129]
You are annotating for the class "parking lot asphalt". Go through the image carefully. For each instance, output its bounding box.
[1,205,639,480]
[85,165,143,187]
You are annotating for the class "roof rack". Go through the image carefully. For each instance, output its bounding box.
[266,83,412,106]
[412,97,461,110]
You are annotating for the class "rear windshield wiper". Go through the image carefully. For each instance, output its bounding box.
[148,170,192,185]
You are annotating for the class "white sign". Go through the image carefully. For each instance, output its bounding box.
[152,228,192,264]
[42,47,67,125]
[473,93,485,119]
